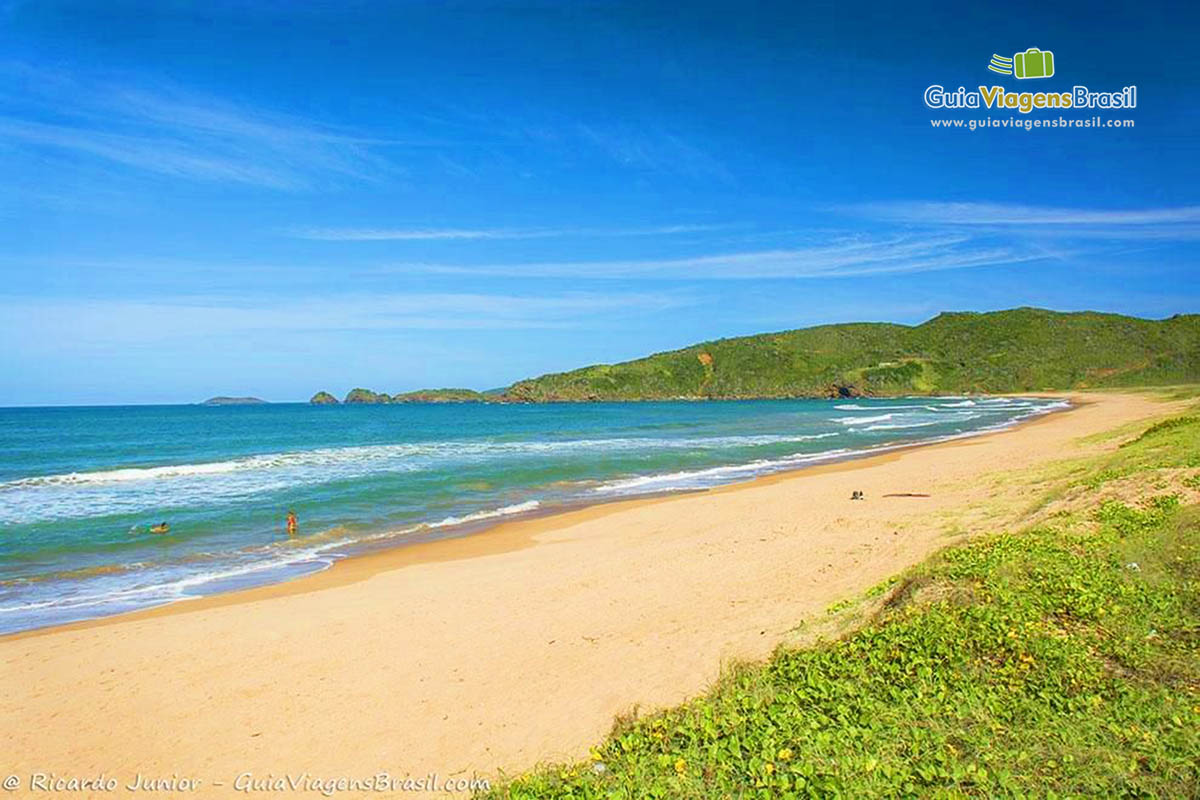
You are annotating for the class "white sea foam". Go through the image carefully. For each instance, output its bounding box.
[592,448,854,495]
[834,404,926,411]
[0,497,549,629]
[834,413,893,425]
[428,500,542,528]
[0,398,1066,527]
[0,433,847,525]
[1,434,841,492]
[591,398,1068,500]
[0,444,431,489]
[857,420,940,431]
[0,400,1060,527]
[0,545,338,617]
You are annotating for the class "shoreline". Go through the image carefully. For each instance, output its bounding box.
[4,395,1077,642]
[3,391,1175,798]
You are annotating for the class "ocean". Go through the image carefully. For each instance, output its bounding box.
[0,396,1067,634]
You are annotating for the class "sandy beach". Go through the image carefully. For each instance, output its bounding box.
[0,392,1181,797]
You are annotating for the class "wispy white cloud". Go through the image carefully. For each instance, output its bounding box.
[0,64,402,189]
[847,201,1200,227]
[569,122,733,182]
[838,201,1200,245]
[286,223,730,241]
[0,118,310,189]
[2,63,735,192]
[10,229,1055,288]
[385,233,1048,279]
[432,101,735,181]
[0,291,687,343]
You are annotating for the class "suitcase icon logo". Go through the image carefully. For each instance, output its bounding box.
[987,48,1055,79]
[1014,48,1054,79]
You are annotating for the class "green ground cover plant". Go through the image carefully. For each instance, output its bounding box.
[485,406,1200,798]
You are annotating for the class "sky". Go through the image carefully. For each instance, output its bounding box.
[0,0,1197,405]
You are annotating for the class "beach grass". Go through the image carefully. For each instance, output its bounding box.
[485,405,1200,798]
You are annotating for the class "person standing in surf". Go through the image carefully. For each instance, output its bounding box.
[286,510,298,536]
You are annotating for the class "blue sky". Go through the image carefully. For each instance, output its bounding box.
[1,0,1197,405]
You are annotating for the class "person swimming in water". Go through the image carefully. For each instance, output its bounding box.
[149,522,170,534]
[286,510,297,536]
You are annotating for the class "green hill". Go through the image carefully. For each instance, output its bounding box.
[503,308,1200,401]
[391,388,486,403]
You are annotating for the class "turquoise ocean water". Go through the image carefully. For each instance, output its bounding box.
[0,396,1066,634]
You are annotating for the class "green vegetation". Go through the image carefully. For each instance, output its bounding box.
[391,388,487,403]
[309,391,339,405]
[343,388,392,404]
[486,407,1200,798]
[503,308,1200,401]
[1123,416,1200,447]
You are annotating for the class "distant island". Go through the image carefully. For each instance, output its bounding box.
[393,389,487,403]
[311,307,1200,404]
[309,388,487,405]
[201,396,268,406]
